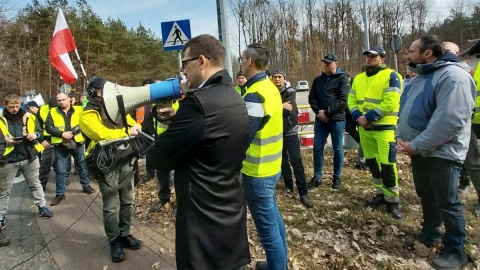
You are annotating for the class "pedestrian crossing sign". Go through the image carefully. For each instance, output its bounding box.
[161,20,191,51]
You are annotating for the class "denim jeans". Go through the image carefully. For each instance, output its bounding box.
[410,155,466,253]
[243,172,287,270]
[0,158,46,221]
[281,134,308,196]
[54,145,90,195]
[98,163,135,243]
[312,119,345,181]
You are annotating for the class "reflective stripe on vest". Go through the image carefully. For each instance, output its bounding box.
[351,69,402,126]
[242,79,283,178]
[50,106,84,144]
[136,106,145,124]
[0,119,14,155]
[26,113,45,153]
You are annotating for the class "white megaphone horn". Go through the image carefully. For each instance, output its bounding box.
[101,78,182,125]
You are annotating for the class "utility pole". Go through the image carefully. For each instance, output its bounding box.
[217,0,233,77]
[362,0,370,50]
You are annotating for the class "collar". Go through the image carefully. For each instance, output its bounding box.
[245,71,267,89]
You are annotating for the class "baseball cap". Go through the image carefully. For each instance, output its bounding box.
[363,46,386,58]
[321,53,339,63]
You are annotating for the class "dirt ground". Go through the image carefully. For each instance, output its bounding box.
[134,149,480,269]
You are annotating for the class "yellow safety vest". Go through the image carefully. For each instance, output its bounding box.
[39,105,51,136]
[349,68,402,126]
[50,106,85,144]
[154,101,179,135]
[473,62,480,124]
[241,79,283,178]
[0,119,14,156]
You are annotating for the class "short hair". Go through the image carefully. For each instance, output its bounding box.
[5,94,21,105]
[244,43,269,70]
[237,70,244,78]
[182,34,225,67]
[418,35,444,58]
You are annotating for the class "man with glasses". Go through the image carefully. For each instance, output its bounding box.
[152,34,250,270]
[348,46,403,219]
[240,44,287,270]
[45,93,94,206]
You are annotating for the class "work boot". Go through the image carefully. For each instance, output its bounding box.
[386,202,403,219]
[365,194,386,207]
[120,235,143,250]
[148,200,170,213]
[0,227,10,247]
[404,237,442,249]
[110,236,126,262]
[306,177,321,189]
[82,185,95,194]
[255,261,267,270]
[332,177,342,189]
[300,195,313,208]
[51,194,66,206]
[431,250,468,270]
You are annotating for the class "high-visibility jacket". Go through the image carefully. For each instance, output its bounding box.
[0,119,14,156]
[473,62,480,124]
[39,105,51,136]
[50,106,84,144]
[349,68,402,127]
[0,112,44,154]
[241,79,283,177]
[154,101,179,135]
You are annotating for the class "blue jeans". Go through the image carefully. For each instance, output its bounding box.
[312,120,345,181]
[243,172,287,270]
[410,156,466,253]
[54,145,90,195]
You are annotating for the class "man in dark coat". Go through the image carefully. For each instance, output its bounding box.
[152,34,251,270]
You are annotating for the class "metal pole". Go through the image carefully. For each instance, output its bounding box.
[178,51,184,78]
[393,54,398,72]
[217,0,233,77]
[363,0,369,50]
[252,14,257,43]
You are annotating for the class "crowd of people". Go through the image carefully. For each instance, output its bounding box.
[0,33,478,270]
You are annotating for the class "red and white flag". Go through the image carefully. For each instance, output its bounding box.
[49,8,77,84]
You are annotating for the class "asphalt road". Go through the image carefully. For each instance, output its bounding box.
[0,174,59,270]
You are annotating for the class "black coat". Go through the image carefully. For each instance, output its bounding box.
[279,84,298,134]
[153,69,251,270]
[308,70,350,121]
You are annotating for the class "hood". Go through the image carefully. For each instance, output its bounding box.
[412,55,470,75]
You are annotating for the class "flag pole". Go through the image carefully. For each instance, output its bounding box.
[74,49,87,78]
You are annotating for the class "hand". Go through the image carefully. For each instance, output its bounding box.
[357,116,368,127]
[156,107,176,118]
[282,101,292,111]
[317,110,329,122]
[130,124,141,136]
[397,140,418,156]
[62,131,73,140]
[6,138,22,146]
[41,140,51,148]
[26,133,37,141]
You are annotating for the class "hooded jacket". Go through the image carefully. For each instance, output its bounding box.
[308,68,350,121]
[152,69,251,269]
[396,53,476,162]
[279,83,298,135]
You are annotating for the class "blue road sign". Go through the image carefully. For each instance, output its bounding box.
[161,20,191,51]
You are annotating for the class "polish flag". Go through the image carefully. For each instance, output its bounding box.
[49,8,77,84]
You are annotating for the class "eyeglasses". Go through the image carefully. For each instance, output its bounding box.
[181,56,211,69]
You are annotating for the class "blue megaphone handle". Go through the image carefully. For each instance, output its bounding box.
[150,78,182,101]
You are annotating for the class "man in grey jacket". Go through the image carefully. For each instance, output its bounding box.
[397,35,475,270]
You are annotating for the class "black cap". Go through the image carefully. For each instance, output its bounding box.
[26,101,39,109]
[321,53,339,63]
[88,77,107,90]
[363,46,386,58]
[272,69,287,79]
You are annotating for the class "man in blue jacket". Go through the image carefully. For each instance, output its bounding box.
[397,35,475,270]
[307,54,350,189]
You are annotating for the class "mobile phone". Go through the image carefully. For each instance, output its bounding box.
[13,137,23,141]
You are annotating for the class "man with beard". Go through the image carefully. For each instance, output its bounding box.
[397,35,474,270]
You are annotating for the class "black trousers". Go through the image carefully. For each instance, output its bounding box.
[281,134,308,196]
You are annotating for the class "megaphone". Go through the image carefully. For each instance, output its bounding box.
[100,78,182,125]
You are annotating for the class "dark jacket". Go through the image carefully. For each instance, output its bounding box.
[2,109,42,163]
[153,69,251,270]
[308,68,350,121]
[279,84,298,135]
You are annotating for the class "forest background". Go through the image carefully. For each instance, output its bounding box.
[0,0,479,99]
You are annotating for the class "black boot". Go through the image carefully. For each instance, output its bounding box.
[332,177,342,189]
[365,194,386,207]
[120,235,143,250]
[110,236,126,262]
[386,202,403,219]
